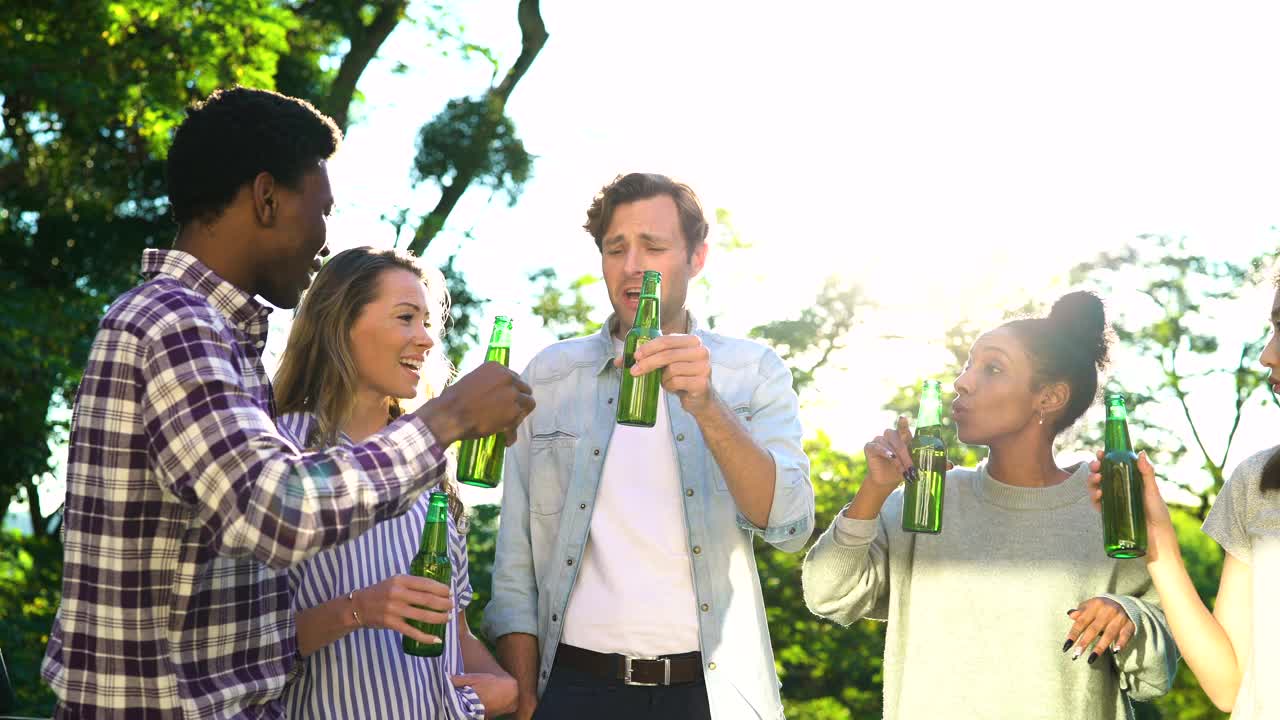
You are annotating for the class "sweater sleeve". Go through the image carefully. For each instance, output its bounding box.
[1099,565,1180,702]
[801,500,894,624]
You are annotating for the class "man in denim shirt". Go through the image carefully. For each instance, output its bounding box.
[488,173,814,720]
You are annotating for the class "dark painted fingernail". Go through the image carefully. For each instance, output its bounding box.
[1087,652,1099,665]
[1066,609,1076,617]
[1062,640,1073,653]
[903,467,919,483]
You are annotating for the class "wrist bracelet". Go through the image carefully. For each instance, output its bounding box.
[347,590,363,627]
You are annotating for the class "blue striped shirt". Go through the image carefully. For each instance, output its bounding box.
[278,412,484,719]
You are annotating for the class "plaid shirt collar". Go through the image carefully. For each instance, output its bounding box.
[142,248,272,344]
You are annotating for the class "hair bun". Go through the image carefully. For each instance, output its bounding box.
[1048,291,1110,369]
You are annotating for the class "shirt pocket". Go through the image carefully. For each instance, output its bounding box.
[529,430,578,515]
[710,404,754,493]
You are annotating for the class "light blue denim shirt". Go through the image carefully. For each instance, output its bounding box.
[486,314,814,720]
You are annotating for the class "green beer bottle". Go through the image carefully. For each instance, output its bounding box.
[457,316,513,488]
[616,270,662,427]
[902,379,947,534]
[1101,392,1147,558]
[403,491,452,657]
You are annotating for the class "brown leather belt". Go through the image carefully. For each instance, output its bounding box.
[553,643,703,686]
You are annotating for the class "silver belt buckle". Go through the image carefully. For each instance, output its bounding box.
[622,655,669,686]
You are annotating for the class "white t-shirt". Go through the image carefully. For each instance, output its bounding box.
[1239,535,1279,718]
[561,345,700,656]
[1202,446,1280,720]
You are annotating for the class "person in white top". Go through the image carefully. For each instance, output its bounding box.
[560,367,701,657]
[1086,273,1280,718]
[489,173,814,720]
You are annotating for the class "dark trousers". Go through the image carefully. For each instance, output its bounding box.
[533,665,712,720]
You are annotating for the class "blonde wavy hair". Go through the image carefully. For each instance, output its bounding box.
[274,246,464,522]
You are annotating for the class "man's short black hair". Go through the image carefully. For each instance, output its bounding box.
[166,87,341,226]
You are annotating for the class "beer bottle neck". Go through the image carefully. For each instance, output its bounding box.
[633,295,660,331]
[487,319,512,349]
[1104,417,1132,451]
[916,390,943,429]
[418,517,448,553]
[419,495,450,551]
[1104,396,1132,451]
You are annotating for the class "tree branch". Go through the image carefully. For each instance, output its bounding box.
[493,0,549,105]
[804,335,841,383]
[21,476,47,538]
[1219,342,1255,472]
[408,0,547,256]
[324,1,409,132]
[1163,343,1215,477]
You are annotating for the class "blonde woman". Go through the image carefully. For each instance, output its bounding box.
[275,246,517,719]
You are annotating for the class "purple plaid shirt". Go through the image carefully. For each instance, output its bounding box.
[43,249,447,719]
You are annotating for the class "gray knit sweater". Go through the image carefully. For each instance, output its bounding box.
[802,463,1179,719]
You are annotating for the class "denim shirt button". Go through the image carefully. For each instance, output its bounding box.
[685,488,694,497]
[593,448,600,456]
[677,433,685,441]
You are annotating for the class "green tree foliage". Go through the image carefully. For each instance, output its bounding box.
[412,96,532,207]
[1,1,511,711]
[761,433,886,718]
[0,532,67,715]
[461,503,500,643]
[438,254,488,368]
[0,0,298,537]
[749,279,873,394]
[275,1,436,133]
[1070,235,1276,518]
[528,267,602,340]
[714,208,753,251]
[0,0,510,533]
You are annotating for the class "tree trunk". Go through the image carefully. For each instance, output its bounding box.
[323,1,409,132]
[21,476,48,538]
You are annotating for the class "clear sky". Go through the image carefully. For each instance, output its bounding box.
[293,1,1280,505]
[10,1,1280,525]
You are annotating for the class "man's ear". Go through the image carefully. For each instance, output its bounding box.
[689,240,709,278]
[251,171,277,226]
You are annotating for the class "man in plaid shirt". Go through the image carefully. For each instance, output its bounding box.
[41,87,535,719]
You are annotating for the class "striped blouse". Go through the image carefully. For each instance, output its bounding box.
[278,412,484,719]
